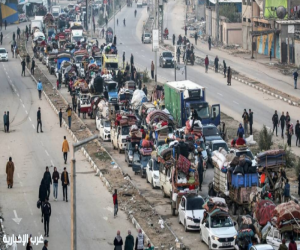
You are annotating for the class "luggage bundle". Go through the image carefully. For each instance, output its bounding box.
[257,149,286,168]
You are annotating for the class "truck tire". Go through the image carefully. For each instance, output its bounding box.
[172,207,176,216]
[178,214,181,224]
[200,230,203,242]
[230,203,237,215]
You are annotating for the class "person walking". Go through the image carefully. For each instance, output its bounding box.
[130,53,134,66]
[208,36,211,50]
[278,239,287,250]
[113,189,118,218]
[59,108,62,127]
[113,35,117,45]
[37,107,43,133]
[194,32,198,45]
[26,236,33,250]
[172,34,175,46]
[248,109,253,135]
[12,32,15,41]
[286,112,291,132]
[288,237,297,250]
[39,179,47,214]
[37,79,43,100]
[72,95,77,113]
[123,18,126,26]
[125,230,135,250]
[123,52,125,69]
[42,197,51,237]
[283,179,290,202]
[272,110,279,136]
[26,54,30,68]
[3,111,7,132]
[176,47,181,63]
[43,166,52,199]
[269,50,272,61]
[62,136,69,164]
[42,239,49,250]
[184,26,187,36]
[287,122,293,147]
[31,57,35,75]
[223,60,226,78]
[17,27,20,39]
[0,32,3,45]
[66,105,72,129]
[242,109,249,136]
[135,229,145,250]
[151,61,154,79]
[21,59,26,76]
[227,67,232,85]
[197,153,204,191]
[61,167,69,202]
[114,231,123,250]
[293,70,298,89]
[4,20,7,30]
[204,55,209,73]
[214,56,219,73]
[280,112,286,138]
[52,167,59,201]
[6,157,14,189]
[296,120,300,146]
[6,111,9,132]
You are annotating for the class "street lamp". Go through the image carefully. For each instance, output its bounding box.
[71,134,99,250]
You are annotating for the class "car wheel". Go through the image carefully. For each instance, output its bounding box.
[146,174,149,183]
[140,169,143,178]
[178,214,181,224]
[200,230,203,242]
[118,146,121,154]
[151,179,155,189]
[184,220,188,232]
[208,239,212,250]
[125,157,127,162]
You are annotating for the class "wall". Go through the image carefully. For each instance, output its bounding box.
[222,22,242,45]
[1,3,19,24]
[295,39,300,67]
[206,7,212,36]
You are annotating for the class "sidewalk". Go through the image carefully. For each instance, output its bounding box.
[164,0,300,103]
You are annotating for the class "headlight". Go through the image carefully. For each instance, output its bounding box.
[153,174,159,179]
[163,58,166,61]
[129,155,133,160]
[187,216,193,221]
[233,235,237,239]
[211,235,219,240]
[104,129,110,133]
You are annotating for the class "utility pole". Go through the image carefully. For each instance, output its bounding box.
[160,0,164,44]
[251,0,254,59]
[154,0,158,83]
[215,0,219,46]
[113,0,115,37]
[85,0,88,30]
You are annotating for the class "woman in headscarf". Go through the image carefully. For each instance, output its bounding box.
[287,122,293,147]
[113,230,123,250]
[227,67,232,86]
[6,157,14,188]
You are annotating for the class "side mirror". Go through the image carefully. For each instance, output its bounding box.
[234,222,237,226]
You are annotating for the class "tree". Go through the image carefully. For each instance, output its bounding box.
[258,125,273,151]
[219,3,241,23]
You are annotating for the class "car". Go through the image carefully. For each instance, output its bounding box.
[250,244,275,250]
[266,226,300,250]
[137,0,143,7]
[200,212,237,250]
[142,32,152,44]
[146,158,160,188]
[0,48,8,61]
[159,51,174,68]
[202,124,223,142]
[233,147,257,166]
[125,143,134,166]
[96,118,111,141]
[178,195,205,231]
[142,0,147,5]
[206,139,229,166]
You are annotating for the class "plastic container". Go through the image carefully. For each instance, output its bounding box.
[232,174,245,188]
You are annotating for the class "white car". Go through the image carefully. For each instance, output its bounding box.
[250,245,274,250]
[146,158,160,188]
[97,118,111,141]
[137,0,143,7]
[200,213,237,249]
[178,196,205,231]
[266,226,300,250]
[0,48,8,61]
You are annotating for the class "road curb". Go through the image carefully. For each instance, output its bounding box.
[160,45,299,107]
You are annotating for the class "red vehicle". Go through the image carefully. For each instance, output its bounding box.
[164,28,169,40]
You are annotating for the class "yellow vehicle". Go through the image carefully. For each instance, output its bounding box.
[102,53,119,71]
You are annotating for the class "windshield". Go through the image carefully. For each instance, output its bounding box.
[73,36,83,42]
[157,141,166,147]
[75,55,83,62]
[236,151,254,160]
[0,49,7,53]
[190,103,210,119]
[282,231,300,242]
[145,34,150,37]
[106,63,118,69]
[141,155,151,166]
[203,127,219,137]
[168,126,173,134]
[163,52,172,57]
[153,160,159,171]
[211,216,233,228]
[121,126,130,135]
[186,197,204,210]
[212,143,228,152]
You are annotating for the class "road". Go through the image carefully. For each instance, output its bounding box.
[0,12,136,250]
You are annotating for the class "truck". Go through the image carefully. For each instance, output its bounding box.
[71,29,84,44]
[164,80,220,128]
[52,6,61,19]
[34,16,44,29]
[31,20,43,33]
[102,53,119,71]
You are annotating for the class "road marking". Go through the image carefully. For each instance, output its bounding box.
[25,110,28,114]
[32,124,35,129]
[17,93,19,97]
[103,217,108,221]
[45,150,49,156]
[22,104,25,108]
[233,101,239,105]
[20,98,22,103]
[29,117,31,122]
[217,93,223,96]
[19,182,23,187]
[51,160,54,166]
[40,141,44,146]
[7,75,10,79]
[17,173,20,178]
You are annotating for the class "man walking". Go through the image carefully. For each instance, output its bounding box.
[17,27,20,39]
[113,189,118,218]
[272,110,279,136]
[114,231,123,250]
[6,111,9,132]
[31,57,35,75]
[6,157,14,189]
[37,107,43,133]
[61,167,69,202]
[37,79,43,100]
[208,36,211,50]
[3,111,7,132]
[42,198,51,237]
[66,105,72,129]
[130,53,134,67]
[123,52,125,69]
[135,229,145,250]
[0,32,3,45]
[214,56,219,73]
[223,60,227,78]
[21,59,26,76]
[194,32,198,45]
[4,20,7,30]
[52,167,59,201]
[172,34,175,46]
[204,55,209,73]
[197,153,204,191]
[72,95,77,113]
[184,26,187,36]
[248,109,253,135]
[283,179,290,202]
[124,230,134,250]
[296,120,300,146]
[151,61,154,79]
[42,240,49,250]
[280,111,286,138]
[62,136,69,164]
[142,85,148,96]
[59,108,62,127]
[43,166,52,199]
[242,109,249,136]
[293,70,298,89]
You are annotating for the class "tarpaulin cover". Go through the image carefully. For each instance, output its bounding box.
[257,149,286,167]
[146,110,169,124]
[272,200,300,226]
[177,155,191,175]
[255,200,276,226]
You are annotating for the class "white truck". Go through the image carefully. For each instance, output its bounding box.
[111,125,130,153]
[71,30,84,44]
[31,20,43,33]
[52,6,61,19]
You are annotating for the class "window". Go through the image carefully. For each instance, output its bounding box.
[0,49,7,53]
[181,198,186,208]
[186,198,204,210]
[203,126,219,137]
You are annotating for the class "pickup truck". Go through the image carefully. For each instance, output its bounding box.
[111,125,130,153]
[206,139,229,167]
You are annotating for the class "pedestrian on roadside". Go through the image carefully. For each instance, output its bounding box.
[124,230,134,250]
[278,239,287,250]
[288,237,297,250]
[59,108,62,127]
[42,197,51,237]
[283,179,290,202]
[204,55,209,73]
[43,166,52,199]
[17,27,20,39]
[62,136,69,164]
[6,157,14,189]
[61,167,69,202]
[272,110,279,136]
[208,36,211,50]
[113,35,117,45]
[113,189,118,218]
[3,111,7,132]
[4,20,7,30]
[280,112,286,138]
[269,50,272,61]
[130,53,134,66]
[296,120,300,146]
[0,32,3,45]
[123,52,125,69]
[197,152,204,191]
[172,34,175,46]
[52,167,59,201]
[298,174,300,196]
[114,231,123,250]
[37,79,43,100]
[21,59,26,76]
[142,85,148,96]
[286,112,291,132]
[26,236,33,250]
[151,61,154,79]
[287,122,293,147]
[176,47,181,63]
[6,111,9,132]
[12,32,15,41]
[39,178,47,213]
[72,95,77,113]
[66,105,72,129]
[214,56,219,73]
[223,60,226,78]
[248,109,253,135]
[93,22,95,34]
[37,107,43,133]
[237,123,244,137]
[184,26,187,36]
[31,57,35,75]
[227,67,232,85]
[26,54,30,68]
[135,229,145,250]
[194,32,198,45]
[242,109,249,136]
[42,239,49,250]
[293,70,298,89]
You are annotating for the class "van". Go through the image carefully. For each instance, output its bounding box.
[137,0,143,7]
[142,32,151,44]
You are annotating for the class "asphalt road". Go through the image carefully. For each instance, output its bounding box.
[0,18,136,250]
